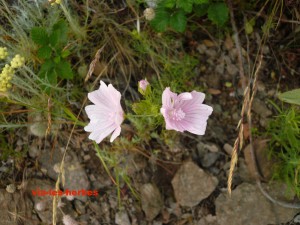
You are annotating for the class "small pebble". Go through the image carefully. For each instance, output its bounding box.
[223,143,233,155]
[6,184,16,193]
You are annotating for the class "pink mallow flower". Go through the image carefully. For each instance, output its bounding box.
[84,81,124,143]
[160,88,213,135]
[138,79,149,91]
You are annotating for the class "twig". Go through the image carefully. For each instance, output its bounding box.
[227,0,247,90]
[246,10,300,25]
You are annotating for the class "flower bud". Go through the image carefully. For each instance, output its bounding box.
[144,8,155,21]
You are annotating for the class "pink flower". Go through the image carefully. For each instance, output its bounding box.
[84,81,124,143]
[138,79,149,91]
[160,88,213,135]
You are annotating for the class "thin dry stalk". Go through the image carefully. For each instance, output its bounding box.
[227,0,247,90]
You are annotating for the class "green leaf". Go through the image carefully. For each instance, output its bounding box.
[177,0,193,13]
[193,0,209,4]
[169,10,187,32]
[207,2,229,26]
[160,0,176,8]
[39,59,55,75]
[49,20,68,46]
[278,89,300,106]
[55,60,74,79]
[61,50,71,58]
[193,3,209,16]
[31,27,49,46]
[245,18,255,34]
[49,29,60,47]
[54,56,61,64]
[47,69,58,85]
[37,46,52,59]
[39,60,57,85]
[150,7,170,32]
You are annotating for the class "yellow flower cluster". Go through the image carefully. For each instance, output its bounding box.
[10,54,25,69]
[0,64,14,92]
[0,52,25,92]
[0,47,8,60]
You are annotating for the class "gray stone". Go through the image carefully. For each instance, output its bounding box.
[172,162,218,207]
[226,63,239,76]
[38,149,90,202]
[28,145,40,158]
[223,143,233,155]
[252,99,272,118]
[201,152,220,168]
[26,179,58,224]
[197,214,218,225]
[38,147,63,180]
[74,199,86,214]
[215,183,299,225]
[140,183,163,221]
[115,210,131,225]
[215,63,224,75]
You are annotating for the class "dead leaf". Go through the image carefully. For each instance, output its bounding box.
[203,39,215,47]
[224,35,233,50]
[207,88,221,95]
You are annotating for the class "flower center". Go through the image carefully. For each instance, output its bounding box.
[170,108,185,121]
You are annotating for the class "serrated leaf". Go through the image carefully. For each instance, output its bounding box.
[193,3,209,16]
[47,69,58,85]
[39,60,57,85]
[177,0,193,13]
[49,20,68,46]
[37,46,52,59]
[31,27,49,46]
[193,0,209,4]
[56,60,73,79]
[49,29,60,47]
[278,89,300,106]
[207,2,229,26]
[170,10,187,32]
[150,7,170,32]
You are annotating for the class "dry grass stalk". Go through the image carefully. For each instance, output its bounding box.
[227,86,250,194]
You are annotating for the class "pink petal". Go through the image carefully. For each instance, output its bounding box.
[177,92,192,102]
[89,123,116,143]
[110,126,121,142]
[85,105,110,120]
[162,87,177,108]
[84,80,124,143]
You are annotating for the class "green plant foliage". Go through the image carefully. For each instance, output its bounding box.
[177,0,194,13]
[170,10,187,32]
[267,106,300,197]
[207,2,229,26]
[160,55,199,93]
[127,82,162,141]
[149,0,229,32]
[30,19,74,85]
[278,89,300,106]
[150,7,171,32]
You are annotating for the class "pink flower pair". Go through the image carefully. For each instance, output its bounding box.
[84,80,213,143]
